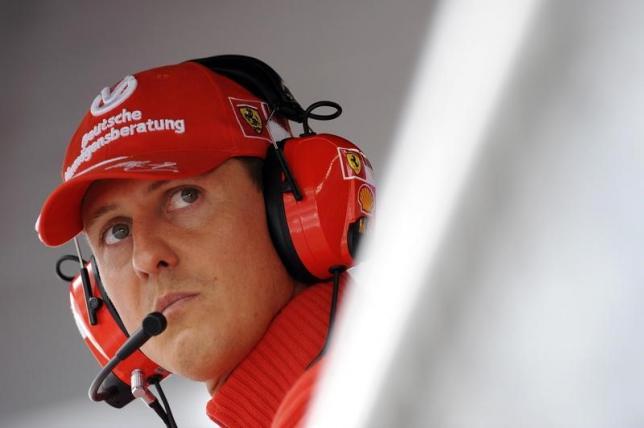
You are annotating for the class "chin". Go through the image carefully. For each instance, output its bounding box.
[154,326,249,383]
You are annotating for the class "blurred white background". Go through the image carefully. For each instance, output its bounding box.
[312,0,644,426]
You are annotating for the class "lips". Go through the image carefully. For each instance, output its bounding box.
[155,292,199,314]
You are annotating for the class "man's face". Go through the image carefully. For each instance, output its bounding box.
[81,159,299,391]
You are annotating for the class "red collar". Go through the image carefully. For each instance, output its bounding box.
[206,278,344,427]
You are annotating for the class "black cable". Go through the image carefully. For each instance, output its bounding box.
[89,354,125,402]
[327,267,342,340]
[149,400,171,427]
[55,254,87,282]
[308,266,345,368]
[150,378,178,428]
[301,101,342,135]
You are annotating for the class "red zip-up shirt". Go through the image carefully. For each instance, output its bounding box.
[206,278,345,427]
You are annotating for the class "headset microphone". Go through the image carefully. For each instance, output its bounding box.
[89,312,176,427]
[111,312,166,367]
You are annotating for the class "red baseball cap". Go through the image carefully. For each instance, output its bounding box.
[36,60,292,247]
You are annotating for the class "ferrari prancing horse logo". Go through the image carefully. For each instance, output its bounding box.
[346,152,362,175]
[239,106,263,134]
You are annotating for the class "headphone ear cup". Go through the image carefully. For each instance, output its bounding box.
[69,259,171,407]
[263,134,375,282]
[264,142,322,284]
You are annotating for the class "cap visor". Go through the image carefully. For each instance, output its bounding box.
[37,150,239,246]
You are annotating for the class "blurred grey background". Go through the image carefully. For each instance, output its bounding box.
[1,0,432,426]
[4,0,644,427]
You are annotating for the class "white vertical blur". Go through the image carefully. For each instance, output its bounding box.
[311,0,644,426]
[308,0,541,426]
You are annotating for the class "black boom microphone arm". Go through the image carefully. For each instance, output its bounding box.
[88,312,176,427]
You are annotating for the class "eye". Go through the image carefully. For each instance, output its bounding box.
[168,187,201,211]
[102,223,130,246]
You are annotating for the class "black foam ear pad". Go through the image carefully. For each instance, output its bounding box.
[263,144,321,284]
[91,256,129,336]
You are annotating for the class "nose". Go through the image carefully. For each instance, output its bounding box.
[131,221,179,280]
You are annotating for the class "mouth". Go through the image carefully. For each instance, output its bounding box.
[155,292,199,314]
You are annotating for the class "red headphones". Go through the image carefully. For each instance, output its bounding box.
[57,55,375,409]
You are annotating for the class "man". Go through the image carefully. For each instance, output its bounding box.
[36,56,373,427]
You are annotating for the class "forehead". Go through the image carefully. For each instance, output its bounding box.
[82,178,167,210]
[79,159,248,226]
[79,178,168,230]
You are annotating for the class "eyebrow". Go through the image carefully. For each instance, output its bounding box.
[84,204,118,232]
[146,180,168,193]
[83,180,169,231]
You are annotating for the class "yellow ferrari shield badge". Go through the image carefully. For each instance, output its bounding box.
[346,152,362,175]
[239,106,263,133]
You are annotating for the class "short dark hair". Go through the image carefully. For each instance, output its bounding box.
[235,157,264,191]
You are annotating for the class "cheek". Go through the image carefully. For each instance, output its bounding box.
[207,214,277,292]
[101,268,145,334]
[211,205,294,322]
[153,200,294,378]
[189,195,265,263]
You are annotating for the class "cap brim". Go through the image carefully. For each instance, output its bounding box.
[37,149,248,247]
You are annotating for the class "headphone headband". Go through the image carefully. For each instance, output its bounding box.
[191,54,306,122]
